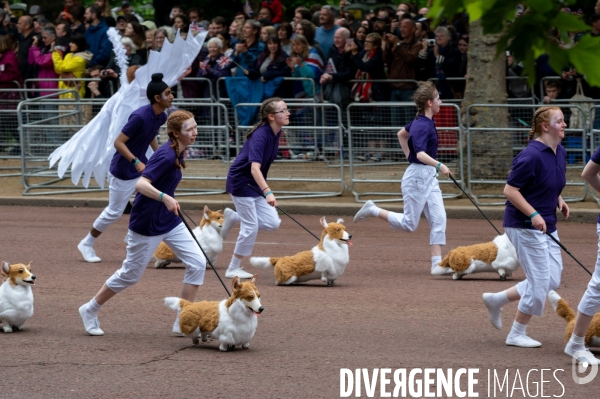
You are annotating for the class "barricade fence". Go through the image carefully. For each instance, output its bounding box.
[466,103,587,205]
[234,102,344,199]
[347,102,464,202]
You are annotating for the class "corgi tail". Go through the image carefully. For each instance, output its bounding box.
[164,297,193,312]
[250,257,279,268]
[547,290,575,323]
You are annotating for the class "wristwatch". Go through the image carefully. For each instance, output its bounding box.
[131,157,138,165]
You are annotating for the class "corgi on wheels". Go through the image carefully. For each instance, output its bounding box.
[154,205,224,268]
[432,234,520,280]
[548,290,600,348]
[164,275,263,352]
[0,261,35,332]
[250,217,352,286]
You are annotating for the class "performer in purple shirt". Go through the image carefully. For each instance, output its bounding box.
[78,110,205,336]
[77,73,173,263]
[353,81,451,273]
[562,146,600,365]
[483,106,569,348]
[220,97,290,279]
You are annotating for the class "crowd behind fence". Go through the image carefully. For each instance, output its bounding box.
[3,77,600,205]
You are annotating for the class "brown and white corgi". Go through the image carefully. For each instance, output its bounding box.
[548,290,600,348]
[432,234,520,280]
[154,205,224,268]
[250,217,352,286]
[0,261,35,332]
[164,275,263,351]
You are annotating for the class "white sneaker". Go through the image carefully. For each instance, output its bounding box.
[354,200,376,223]
[565,343,600,365]
[78,240,101,263]
[79,304,104,336]
[172,315,184,336]
[221,208,237,239]
[225,268,254,279]
[506,333,541,348]
[482,293,503,329]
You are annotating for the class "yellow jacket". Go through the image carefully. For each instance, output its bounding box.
[52,50,93,99]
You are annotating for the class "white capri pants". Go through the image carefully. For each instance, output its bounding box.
[106,222,206,293]
[387,163,446,245]
[93,174,138,232]
[506,227,563,317]
[577,223,600,316]
[231,195,281,256]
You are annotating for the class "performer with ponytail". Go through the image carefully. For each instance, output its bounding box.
[483,106,569,348]
[77,73,172,263]
[353,81,450,274]
[220,97,290,279]
[78,109,206,336]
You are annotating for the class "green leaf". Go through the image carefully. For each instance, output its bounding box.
[567,35,600,87]
[552,12,590,32]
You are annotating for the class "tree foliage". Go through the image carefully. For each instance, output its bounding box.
[429,0,600,86]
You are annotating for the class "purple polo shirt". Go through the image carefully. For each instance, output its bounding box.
[128,142,184,236]
[109,104,167,181]
[405,114,438,164]
[226,124,281,197]
[591,146,600,223]
[503,140,567,233]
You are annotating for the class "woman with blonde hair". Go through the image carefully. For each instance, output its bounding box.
[354,81,450,272]
[286,34,323,97]
[78,108,207,336]
[483,106,569,348]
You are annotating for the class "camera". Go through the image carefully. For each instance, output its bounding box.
[101,70,108,77]
[427,39,436,46]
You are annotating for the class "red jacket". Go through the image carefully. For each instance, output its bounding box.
[261,0,283,24]
[0,50,23,89]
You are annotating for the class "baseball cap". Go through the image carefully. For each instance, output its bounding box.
[29,5,41,15]
[141,20,156,30]
[121,1,131,7]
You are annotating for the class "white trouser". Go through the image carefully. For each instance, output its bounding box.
[577,223,600,316]
[231,195,281,256]
[387,163,446,245]
[92,174,138,232]
[106,222,206,293]
[507,227,563,317]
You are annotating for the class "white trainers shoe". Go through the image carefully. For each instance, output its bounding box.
[354,200,376,223]
[221,208,237,239]
[79,304,104,336]
[482,293,503,329]
[565,343,600,365]
[225,268,254,279]
[78,240,101,263]
[506,333,541,348]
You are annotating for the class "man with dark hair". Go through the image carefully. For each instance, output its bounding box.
[260,0,283,24]
[17,15,35,81]
[84,4,112,67]
[315,5,339,56]
[55,20,71,48]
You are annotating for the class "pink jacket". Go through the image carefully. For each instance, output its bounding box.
[0,50,22,90]
[28,46,58,97]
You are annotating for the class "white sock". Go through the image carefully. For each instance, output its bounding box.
[369,204,381,218]
[487,291,511,308]
[228,256,242,271]
[431,256,442,270]
[83,232,96,246]
[510,320,527,336]
[569,334,585,345]
[87,298,101,315]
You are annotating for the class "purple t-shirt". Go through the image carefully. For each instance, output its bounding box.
[109,104,167,181]
[405,114,438,164]
[591,146,600,224]
[128,142,183,236]
[226,124,281,197]
[503,140,567,233]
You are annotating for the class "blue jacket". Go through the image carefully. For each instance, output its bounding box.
[233,40,265,77]
[84,19,112,67]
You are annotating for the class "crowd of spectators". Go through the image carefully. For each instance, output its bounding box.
[2,0,600,136]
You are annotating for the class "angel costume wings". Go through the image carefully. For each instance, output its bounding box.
[48,28,207,188]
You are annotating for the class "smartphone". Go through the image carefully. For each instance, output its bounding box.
[346,38,354,45]
[506,51,510,56]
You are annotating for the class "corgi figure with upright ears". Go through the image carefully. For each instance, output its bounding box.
[0,261,35,332]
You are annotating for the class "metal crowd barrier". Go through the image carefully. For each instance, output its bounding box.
[233,102,344,199]
[0,87,27,176]
[176,77,215,101]
[347,102,464,202]
[466,103,588,205]
[24,78,116,98]
[169,100,232,197]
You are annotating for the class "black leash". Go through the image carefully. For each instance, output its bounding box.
[178,209,231,296]
[545,232,593,276]
[179,208,198,227]
[247,184,320,241]
[448,174,502,235]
